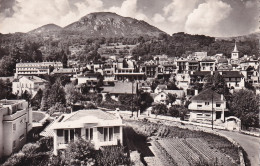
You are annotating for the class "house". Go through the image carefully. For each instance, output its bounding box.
[77,72,102,92]
[220,71,245,90]
[199,57,216,71]
[188,89,228,122]
[101,82,138,101]
[0,100,32,158]
[51,109,124,155]
[12,76,48,96]
[153,90,184,105]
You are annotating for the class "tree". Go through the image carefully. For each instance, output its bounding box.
[31,89,43,110]
[0,55,16,76]
[203,73,229,95]
[61,50,68,68]
[64,138,96,166]
[166,93,177,105]
[152,103,168,115]
[64,83,81,106]
[229,89,259,128]
[48,102,68,115]
[48,80,66,107]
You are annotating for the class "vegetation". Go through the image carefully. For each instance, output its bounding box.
[229,89,259,128]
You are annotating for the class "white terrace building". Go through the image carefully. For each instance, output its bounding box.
[15,62,63,78]
[188,89,228,122]
[0,100,32,158]
[51,109,124,155]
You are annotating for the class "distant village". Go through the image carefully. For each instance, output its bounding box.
[0,42,259,164]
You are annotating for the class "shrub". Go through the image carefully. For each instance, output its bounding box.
[96,146,131,166]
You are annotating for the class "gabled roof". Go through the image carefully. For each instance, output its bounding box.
[22,76,48,83]
[190,71,211,76]
[191,89,224,101]
[200,57,215,62]
[221,71,243,78]
[163,90,185,98]
[102,82,137,94]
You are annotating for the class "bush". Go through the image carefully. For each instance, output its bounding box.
[96,146,131,166]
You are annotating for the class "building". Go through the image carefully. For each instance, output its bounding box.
[101,82,138,101]
[199,57,216,71]
[188,89,228,122]
[12,76,48,97]
[0,100,32,158]
[51,109,124,155]
[221,71,245,90]
[15,62,63,78]
[77,72,102,93]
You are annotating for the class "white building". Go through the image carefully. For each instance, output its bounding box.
[188,89,228,122]
[231,43,239,60]
[12,76,48,96]
[220,71,245,90]
[15,62,63,78]
[0,100,32,158]
[51,109,124,155]
[200,57,216,71]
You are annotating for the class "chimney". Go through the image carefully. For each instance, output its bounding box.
[211,71,213,75]
[221,94,224,100]
[195,89,198,95]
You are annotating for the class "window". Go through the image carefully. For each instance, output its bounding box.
[13,141,16,149]
[103,127,113,142]
[205,102,209,105]
[197,105,202,107]
[64,129,74,144]
[216,103,221,107]
[86,128,93,140]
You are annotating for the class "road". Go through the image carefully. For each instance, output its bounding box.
[216,130,260,166]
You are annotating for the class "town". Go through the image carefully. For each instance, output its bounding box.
[0,40,259,165]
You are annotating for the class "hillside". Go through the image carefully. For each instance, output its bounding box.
[216,31,260,41]
[62,12,165,38]
[28,23,62,34]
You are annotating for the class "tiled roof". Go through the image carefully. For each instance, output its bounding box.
[191,89,224,101]
[200,57,215,62]
[221,71,243,78]
[65,109,117,122]
[191,71,211,76]
[23,76,48,83]
[102,82,137,94]
[163,90,185,98]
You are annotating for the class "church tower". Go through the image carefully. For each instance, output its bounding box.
[231,42,239,59]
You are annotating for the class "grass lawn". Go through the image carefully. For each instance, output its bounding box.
[32,112,46,122]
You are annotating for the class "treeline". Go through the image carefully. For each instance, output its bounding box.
[132,32,259,58]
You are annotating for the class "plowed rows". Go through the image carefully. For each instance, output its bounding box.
[158,138,236,166]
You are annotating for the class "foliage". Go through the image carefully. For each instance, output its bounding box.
[47,80,66,107]
[48,102,68,115]
[166,93,177,105]
[0,56,16,76]
[229,89,259,128]
[31,89,43,109]
[64,138,96,166]
[152,103,168,115]
[64,83,81,105]
[203,73,229,95]
[0,79,16,99]
[96,146,131,166]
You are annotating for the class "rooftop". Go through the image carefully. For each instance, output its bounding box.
[65,109,117,122]
[191,89,224,101]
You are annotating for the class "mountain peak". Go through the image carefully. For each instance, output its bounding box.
[63,12,165,38]
[28,23,62,34]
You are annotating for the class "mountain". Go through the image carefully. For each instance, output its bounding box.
[62,12,165,37]
[28,23,62,34]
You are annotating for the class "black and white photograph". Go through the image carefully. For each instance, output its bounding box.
[0,0,259,165]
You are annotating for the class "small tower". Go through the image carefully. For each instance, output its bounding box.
[231,42,239,59]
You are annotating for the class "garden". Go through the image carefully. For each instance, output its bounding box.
[124,119,240,166]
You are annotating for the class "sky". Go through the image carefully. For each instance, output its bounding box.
[0,0,258,37]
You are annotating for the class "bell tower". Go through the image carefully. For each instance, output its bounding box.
[231,42,239,59]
